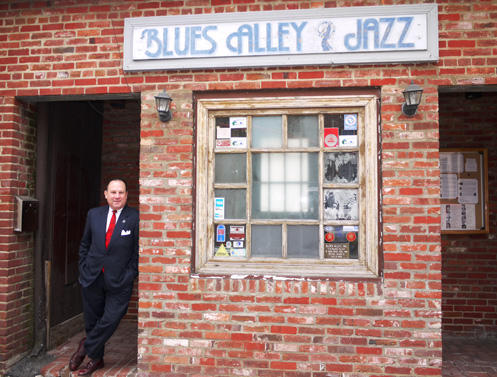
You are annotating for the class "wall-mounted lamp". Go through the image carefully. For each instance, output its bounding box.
[401,81,423,117]
[155,90,173,122]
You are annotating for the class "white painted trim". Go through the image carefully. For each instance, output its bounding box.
[195,95,379,278]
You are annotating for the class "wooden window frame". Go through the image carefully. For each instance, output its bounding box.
[195,95,379,278]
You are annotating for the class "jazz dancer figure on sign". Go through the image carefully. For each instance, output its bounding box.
[318,21,335,51]
[69,179,139,376]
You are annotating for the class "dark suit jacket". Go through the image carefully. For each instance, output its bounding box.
[78,205,139,291]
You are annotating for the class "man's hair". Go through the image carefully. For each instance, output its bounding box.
[106,179,128,192]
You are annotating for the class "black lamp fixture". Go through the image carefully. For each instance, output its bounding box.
[401,81,423,117]
[155,90,173,122]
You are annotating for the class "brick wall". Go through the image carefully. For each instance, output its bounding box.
[440,92,497,338]
[0,97,37,371]
[0,0,496,375]
[137,86,441,376]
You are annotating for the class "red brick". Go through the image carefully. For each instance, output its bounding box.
[270,361,296,370]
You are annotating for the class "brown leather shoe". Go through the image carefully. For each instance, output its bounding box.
[78,358,104,376]
[69,337,86,371]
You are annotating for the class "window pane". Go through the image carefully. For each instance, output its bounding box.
[287,225,319,258]
[288,115,318,148]
[324,225,359,259]
[252,153,319,219]
[251,225,282,257]
[252,116,282,148]
[324,152,358,184]
[324,189,359,221]
[215,153,246,183]
[214,189,246,219]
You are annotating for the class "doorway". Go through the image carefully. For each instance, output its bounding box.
[35,97,140,349]
[439,88,497,339]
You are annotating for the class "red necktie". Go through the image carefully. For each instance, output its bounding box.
[105,210,117,248]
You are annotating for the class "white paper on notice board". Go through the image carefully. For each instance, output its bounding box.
[441,174,458,199]
[458,178,478,204]
[440,152,464,173]
[442,203,476,230]
[465,158,478,172]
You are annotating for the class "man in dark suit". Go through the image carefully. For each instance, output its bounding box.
[69,179,139,376]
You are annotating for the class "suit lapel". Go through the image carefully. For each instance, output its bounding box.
[98,206,109,249]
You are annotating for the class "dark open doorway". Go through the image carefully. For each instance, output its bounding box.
[34,96,140,350]
[439,88,497,340]
[37,101,102,346]
[439,88,497,375]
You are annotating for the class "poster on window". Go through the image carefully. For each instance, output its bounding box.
[323,128,339,148]
[324,152,358,184]
[323,225,358,259]
[339,135,357,147]
[214,197,225,220]
[343,114,358,131]
[324,189,358,221]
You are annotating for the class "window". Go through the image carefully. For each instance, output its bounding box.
[195,95,379,277]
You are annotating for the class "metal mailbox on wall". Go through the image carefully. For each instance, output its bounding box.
[14,196,39,233]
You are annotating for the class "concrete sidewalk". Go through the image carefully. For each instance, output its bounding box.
[443,337,497,377]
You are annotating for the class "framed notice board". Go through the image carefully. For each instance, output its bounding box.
[440,148,488,234]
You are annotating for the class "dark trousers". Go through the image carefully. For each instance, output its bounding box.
[81,272,133,359]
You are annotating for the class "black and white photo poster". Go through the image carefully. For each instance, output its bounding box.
[324,189,358,221]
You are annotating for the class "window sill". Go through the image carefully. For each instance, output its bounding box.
[195,260,379,280]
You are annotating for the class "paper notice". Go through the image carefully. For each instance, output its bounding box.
[458,178,478,204]
[440,152,464,173]
[441,174,458,199]
[442,203,476,230]
[217,127,231,139]
[324,128,339,148]
[230,137,246,148]
[339,135,357,147]
[229,117,247,128]
[465,158,478,172]
[214,198,225,220]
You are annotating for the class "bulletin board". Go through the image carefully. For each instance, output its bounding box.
[440,148,488,234]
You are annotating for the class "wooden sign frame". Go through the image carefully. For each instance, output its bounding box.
[440,148,488,234]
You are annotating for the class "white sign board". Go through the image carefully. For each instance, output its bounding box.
[124,4,438,71]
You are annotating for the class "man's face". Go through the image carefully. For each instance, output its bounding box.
[104,180,128,211]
